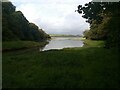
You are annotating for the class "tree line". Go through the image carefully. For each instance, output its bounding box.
[2,1,50,42]
[77,1,120,48]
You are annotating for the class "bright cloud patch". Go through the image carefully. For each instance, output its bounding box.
[11,0,91,35]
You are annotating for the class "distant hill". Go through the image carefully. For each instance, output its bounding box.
[2,1,50,42]
[50,34,83,37]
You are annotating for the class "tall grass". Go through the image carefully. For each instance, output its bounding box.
[2,40,119,88]
[2,41,48,51]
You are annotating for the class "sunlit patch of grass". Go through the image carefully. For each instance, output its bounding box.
[83,39,105,47]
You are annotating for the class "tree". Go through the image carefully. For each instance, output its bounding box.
[2,1,50,42]
[77,1,120,48]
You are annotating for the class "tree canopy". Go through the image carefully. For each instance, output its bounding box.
[2,1,50,42]
[77,1,120,48]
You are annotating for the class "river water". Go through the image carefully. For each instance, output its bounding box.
[41,37,84,51]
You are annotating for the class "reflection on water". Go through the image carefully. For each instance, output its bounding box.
[40,37,84,51]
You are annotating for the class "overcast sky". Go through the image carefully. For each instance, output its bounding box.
[10,0,92,35]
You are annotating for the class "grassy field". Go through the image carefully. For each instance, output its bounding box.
[83,39,105,47]
[2,41,48,51]
[2,40,119,88]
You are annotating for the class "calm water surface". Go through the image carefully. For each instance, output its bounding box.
[41,37,84,51]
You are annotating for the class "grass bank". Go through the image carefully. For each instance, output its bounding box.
[2,41,48,52]
[83,39,105,47]
[2,40,119,88]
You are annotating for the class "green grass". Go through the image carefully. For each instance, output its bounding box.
[83,39,105,47]
[2,40,119,88]
[2,41,48,51]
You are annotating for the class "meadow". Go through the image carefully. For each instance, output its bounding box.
[2,40,119,88]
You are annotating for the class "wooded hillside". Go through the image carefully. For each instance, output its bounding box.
[2,1,50,42]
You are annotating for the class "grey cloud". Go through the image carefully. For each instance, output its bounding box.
[12,0,90,35]
[37,12,89,35]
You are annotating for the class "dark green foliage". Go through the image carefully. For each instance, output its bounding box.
[2,1,50,42]
[9,11,31,40]
[2,1,15,14]
[77,2,120,48]
[83,18,109,40]
[83,30,90,39]
[77,2,103,24]
[105,17,120,48]
[2,2,18,41]
[29,23,50,41]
